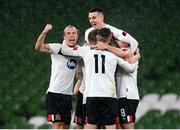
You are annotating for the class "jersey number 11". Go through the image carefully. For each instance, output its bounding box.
[94,54,105,74]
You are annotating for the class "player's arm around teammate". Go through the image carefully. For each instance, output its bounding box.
[92,31,140,129]
[85,7,138,59]
[92,40,132,58]
[93,33,141,63]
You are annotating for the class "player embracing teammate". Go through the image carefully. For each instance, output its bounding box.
[35,7,140,129]
[73,7,141,129]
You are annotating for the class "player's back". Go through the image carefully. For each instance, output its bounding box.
[83,49,118,98]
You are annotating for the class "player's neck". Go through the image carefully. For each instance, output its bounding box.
[97,23,106,29]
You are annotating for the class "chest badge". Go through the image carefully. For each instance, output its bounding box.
[67,59,77,69]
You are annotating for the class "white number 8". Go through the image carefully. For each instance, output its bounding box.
[120,108,126,117]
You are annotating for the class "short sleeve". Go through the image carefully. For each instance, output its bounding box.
[49,43,62,54]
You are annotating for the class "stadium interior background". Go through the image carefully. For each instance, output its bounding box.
[0,0,179,128]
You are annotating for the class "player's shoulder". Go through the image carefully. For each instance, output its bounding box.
[103,50,117,57]
[77,45,90,52]
[105,24,123,32]
[83,45,90,50]
[49,43,62,46]
[48,43,62,54]
[49,43,62,49]
[85,27,94,34]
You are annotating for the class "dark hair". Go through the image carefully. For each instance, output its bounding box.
[96,28,112,42]
[88,29,99,43]
[89,7,103,13]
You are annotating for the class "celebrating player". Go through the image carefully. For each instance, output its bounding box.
[35,24,78,129]
[61,27,139,129]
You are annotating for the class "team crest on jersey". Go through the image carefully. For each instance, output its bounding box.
[67,59,77,69]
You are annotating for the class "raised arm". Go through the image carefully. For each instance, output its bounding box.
[111,26,138,54]
[35,24,52,52]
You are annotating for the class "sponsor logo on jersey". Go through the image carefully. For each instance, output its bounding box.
[67,59,77,69]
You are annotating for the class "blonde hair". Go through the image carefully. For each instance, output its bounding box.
[63,25,79,35]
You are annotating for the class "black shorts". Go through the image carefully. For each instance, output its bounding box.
[45,92,72,125]
[73,91,85,126]
[86,97,118,125]
[118,98,139,124]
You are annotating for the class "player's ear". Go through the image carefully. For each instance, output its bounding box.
[102,14,104,19]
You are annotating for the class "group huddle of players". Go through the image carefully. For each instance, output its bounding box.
[35,8,140,129]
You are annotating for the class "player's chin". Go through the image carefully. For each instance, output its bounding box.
[91,24,97,28]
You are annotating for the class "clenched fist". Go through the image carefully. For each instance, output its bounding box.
[43,24,53,33]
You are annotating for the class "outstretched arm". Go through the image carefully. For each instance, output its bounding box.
[35,24,52,52]
[117,57,138,73]
[93,41,132,58]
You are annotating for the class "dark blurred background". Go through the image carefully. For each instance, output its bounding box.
[0,0,179,128]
